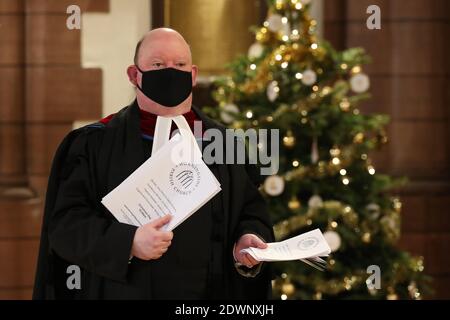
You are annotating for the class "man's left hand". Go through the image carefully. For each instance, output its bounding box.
[234,234,268,268]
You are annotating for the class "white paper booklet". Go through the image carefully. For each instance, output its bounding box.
[241,229,331,271]
[101,115,221,231]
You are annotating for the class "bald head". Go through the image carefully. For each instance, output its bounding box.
[128,28,198,116]
[133,28,192,66]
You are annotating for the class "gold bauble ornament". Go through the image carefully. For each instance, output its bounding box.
[288,196,301,210]
[353,132,364,144]
[282,283,295,295]
[387,293,398,300]
[339,99,351,112]
[283,130,296,148]
[362,232,371,243]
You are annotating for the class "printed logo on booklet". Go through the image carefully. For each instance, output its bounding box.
[297,236,319,250]
[169,162,201,195]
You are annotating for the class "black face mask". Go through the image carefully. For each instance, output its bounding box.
[136,66,193,107]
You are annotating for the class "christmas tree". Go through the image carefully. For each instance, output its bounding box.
[204,0,430,299]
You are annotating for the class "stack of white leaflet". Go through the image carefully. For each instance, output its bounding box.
[240,229,331,271]
[101,115,221,232]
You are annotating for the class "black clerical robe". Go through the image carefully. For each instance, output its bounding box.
[32,101,274,300]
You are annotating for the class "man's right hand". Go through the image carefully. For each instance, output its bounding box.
[131,215,173,261]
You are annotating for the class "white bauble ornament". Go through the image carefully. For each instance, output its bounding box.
[248,43,264,59]
[308,195,323,209]
[264,175,285,196]
[267,14,284,32]
[301,69,317,86]
[267,81,279,102]
[350,73,370,93]
[220,103,239,124]
[366,203,381,219]
[323,231,341,252]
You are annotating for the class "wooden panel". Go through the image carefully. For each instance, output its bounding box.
[26,0,109,13]
[389,121,449,178]
[323,21,347,51]
[26,67,102,122]
[0,14,25,65]
[0,239,39,288]
[427,195,450,233]
[27,175,51,197]
[346,21,447,76]
[25,14,80,65]
[323,0,346,22]
[370,148,390,173]
[400,195,427,233]
[432,276,450,299]
[0,198,43,238]
[399,233,450,276]
[361,75,448,120]
[0,0,24,13]
[346,0,450,20]
[0,124,25,179]
[0,288,32,300]
[345,21,392,75]
[26,123,73,175]
[399,193,450,233]
[0,67,24,122]
[359,75,391,115]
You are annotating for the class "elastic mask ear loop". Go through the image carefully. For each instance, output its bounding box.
[135,65,146,93]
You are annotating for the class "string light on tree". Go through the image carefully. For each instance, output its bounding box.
[330,146,341,157]
[331,157,341,165]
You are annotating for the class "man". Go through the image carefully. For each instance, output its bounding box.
[33,28,274,300]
